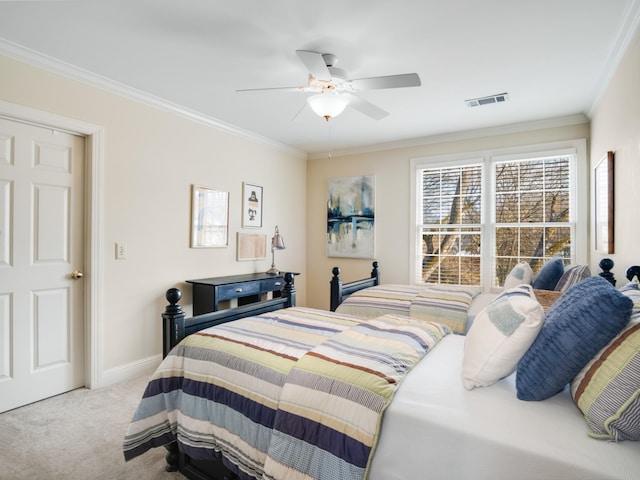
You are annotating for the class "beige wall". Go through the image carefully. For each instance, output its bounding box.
[589,26,640,283]
[306,124,590,310]
[0,55,307,384]
[3,24,637,386]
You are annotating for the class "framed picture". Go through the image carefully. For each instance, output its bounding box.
[237,233,267,260]
[190,184,229,248]
[594,151,614,254]
[327,175,375,258]
[242,182,263,228]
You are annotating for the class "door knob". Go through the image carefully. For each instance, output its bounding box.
[71,270,84,280]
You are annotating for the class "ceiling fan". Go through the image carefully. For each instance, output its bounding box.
[236,50,422,121]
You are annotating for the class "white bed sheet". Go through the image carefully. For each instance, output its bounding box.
[369,335,640,480]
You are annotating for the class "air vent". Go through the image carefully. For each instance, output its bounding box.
[465,92,509,108]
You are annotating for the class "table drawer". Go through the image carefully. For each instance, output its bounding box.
[261,277,285,292]
[217,281,260,301]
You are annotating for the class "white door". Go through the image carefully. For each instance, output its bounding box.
[0,118,85,413]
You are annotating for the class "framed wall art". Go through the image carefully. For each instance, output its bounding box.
[237,232,267,261]
[327,175,375,258]
[190,184,229,248]
[594,151,614,254]
[242,182,263,228]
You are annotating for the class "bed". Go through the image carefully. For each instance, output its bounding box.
[124,262,640,480]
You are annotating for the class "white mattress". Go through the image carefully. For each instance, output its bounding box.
[369,335,640,480]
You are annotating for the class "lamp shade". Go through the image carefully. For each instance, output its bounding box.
[267,226,285,274]
[272,227,285,250]
[307,93,349,120]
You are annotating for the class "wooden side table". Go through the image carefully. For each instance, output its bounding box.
[187,272,299,315]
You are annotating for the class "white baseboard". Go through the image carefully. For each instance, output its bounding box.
[99,354,162,388]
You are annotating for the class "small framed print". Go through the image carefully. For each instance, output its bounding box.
[242,182,263,228]
[190,184,229,248]
[237,233,267,260]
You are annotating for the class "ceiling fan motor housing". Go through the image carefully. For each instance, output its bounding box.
[321,53,337,67]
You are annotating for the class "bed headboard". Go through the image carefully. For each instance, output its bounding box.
[330,261,380,311]
[328,260,638,313]
[599,258,640,286]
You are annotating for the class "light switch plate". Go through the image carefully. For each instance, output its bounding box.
[116,242,127,259]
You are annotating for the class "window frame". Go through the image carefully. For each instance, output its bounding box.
[410,139,588,292]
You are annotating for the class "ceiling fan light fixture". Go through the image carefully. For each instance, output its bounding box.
[307,93,349,121]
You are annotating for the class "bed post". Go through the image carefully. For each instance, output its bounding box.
[164,442,179,472]
[162,288,185,358]
[598,258,616,286]
[283,272,296,307]
[330,261,380,312]
[627,265,640,282]
[330,267,342,312]
[371,261,380,285]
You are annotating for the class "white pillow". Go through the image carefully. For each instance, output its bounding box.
[503,262,533,289]
[462,284,544,390]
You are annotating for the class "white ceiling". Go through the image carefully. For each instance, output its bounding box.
[0,1,638,157]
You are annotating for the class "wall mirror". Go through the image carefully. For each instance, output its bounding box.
[594,151,614,254]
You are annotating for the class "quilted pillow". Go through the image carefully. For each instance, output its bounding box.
[503,262,533,289]
[409,284,480,334]
[570,282,640,440]
[554,264,591,292]
[462,284,544,390]
[516,276,632,401]
[531,257,564,290]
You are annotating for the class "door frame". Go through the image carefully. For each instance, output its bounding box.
[0,99,104,389]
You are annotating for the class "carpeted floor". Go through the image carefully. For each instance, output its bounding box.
[0,376,186,480]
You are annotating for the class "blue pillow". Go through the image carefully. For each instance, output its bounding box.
[516,276,632,401]
[531,257,564,290]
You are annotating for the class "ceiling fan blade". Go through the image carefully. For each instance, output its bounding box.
[344,93,389,120]
[296,50,332,81]
[236,86,308,93]
[349,73,421,90]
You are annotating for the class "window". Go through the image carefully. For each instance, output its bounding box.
[412,140,587,291]
[419,162,483,285]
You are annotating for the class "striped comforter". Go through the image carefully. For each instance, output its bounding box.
[123,307,449,480]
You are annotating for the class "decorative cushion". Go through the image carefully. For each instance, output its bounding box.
[409,285,480,334]
[571,283,640,440]
[532,289,563,312]
[516,276,633,401]
[554,264,591,292]
[462,284,544,390]
[503,262,533,289]
[531,257,564,290]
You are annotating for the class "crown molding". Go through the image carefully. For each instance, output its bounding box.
[587,0,640,116]
[0,38,307,159]
[307,114,590,160]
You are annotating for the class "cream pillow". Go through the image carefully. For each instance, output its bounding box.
[503,262,533,289]
[462,284,544,390]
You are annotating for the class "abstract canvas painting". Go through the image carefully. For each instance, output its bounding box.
[327,175,375,258]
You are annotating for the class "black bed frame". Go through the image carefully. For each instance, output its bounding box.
[330,261,380,311]
[159,264,379,480]
[157,259,638,480]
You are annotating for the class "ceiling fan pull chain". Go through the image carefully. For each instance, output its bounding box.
[327,120,333,160]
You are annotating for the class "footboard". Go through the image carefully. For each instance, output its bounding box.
[330,261,380,311]
[162,271,297,357]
